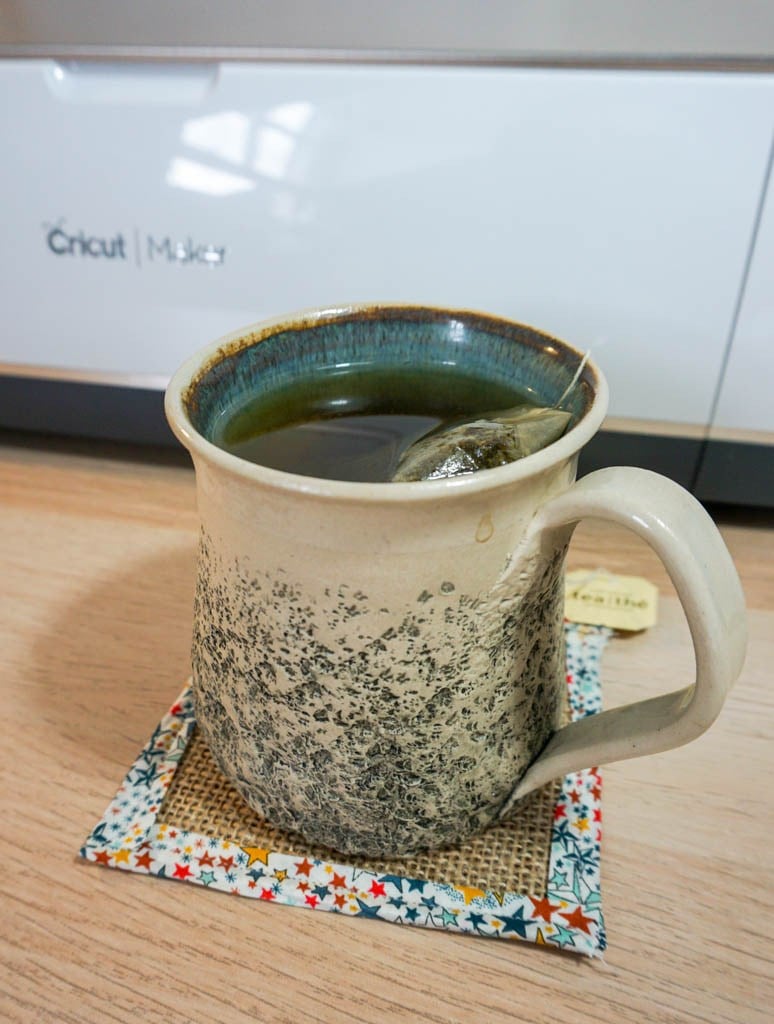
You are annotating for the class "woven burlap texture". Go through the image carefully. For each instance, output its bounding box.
[159,726,561,895]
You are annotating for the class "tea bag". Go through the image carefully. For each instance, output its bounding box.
[391,405,573,482]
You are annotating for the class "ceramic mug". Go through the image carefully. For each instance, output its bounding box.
[166,304,747,857]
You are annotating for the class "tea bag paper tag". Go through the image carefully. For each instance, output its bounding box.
[564,569,658,631]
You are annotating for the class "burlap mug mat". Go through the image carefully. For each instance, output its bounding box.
[161,724,561,896]
[81,623,609,956]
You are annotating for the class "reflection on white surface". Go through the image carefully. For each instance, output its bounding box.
[267,100,314,133]
[174,101,316,194]
[166,157,254,196]
[181,110,250,165]
[254,101,315,181]
[253,125,296,180]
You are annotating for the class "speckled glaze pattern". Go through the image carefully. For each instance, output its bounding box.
[192,531,567,857]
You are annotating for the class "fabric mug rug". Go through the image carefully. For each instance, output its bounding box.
[81,623,609,957]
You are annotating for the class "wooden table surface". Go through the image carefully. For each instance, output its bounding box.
[1,437,773,1024]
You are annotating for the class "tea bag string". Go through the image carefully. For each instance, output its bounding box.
[554,349,590,411]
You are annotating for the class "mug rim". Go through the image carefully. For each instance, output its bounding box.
[164,302,609,503]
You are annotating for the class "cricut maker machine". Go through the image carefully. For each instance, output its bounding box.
[1,2,773,503]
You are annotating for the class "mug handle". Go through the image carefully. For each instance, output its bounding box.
[498,466,747,817]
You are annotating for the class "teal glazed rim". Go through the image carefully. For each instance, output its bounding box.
[165,303,608,502]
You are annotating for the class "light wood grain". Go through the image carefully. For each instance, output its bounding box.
[1,438,772,1024]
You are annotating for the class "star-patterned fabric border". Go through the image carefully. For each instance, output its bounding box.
[81,623,609,956]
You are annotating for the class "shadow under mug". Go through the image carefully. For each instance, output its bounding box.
[165,304,747,857]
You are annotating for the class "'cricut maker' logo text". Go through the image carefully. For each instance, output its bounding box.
[46,222,126,259]
[44,219,226,266]
[146,235,225,265]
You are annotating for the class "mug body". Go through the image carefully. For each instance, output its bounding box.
[166,305,606,856]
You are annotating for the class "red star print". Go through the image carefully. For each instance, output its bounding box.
[331,872,347,889]
[529,896,561,922]
[297,881,310,893]
[260,888,275,900]
[137,841,152,851]
[553,803,567,820]
[173,863,193,879]
[559,905,595,934]
[593,808,602,822]
[565,673,573,683]
[170,702,184,716]
[333,893,347,908]
[134,851,154,870]
[248,880,257,889]
[305,894,319,907]
[93,850,112,866]
[369,880,386,897]
[569,789,581,804]
[197,851,216,867]
[218,855,235,871]
[295,858,313,876]
[590,785,602,801]
[168,829,178,838]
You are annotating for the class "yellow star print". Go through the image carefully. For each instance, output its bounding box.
[456,885,486,905]
[241,846,270,867]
